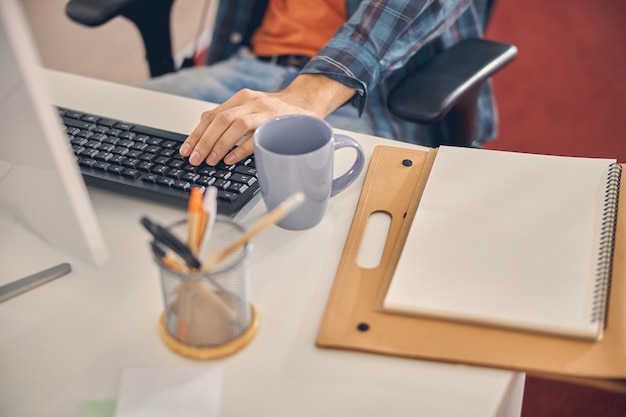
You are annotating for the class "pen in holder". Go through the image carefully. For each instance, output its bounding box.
[152,216,258,360]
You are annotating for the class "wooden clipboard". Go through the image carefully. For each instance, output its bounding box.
[316,145,626,391]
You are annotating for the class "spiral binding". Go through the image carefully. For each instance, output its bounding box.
[591,163,622,324]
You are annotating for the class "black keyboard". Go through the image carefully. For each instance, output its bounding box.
[58,107,260,217]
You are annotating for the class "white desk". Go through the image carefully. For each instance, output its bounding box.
[0,70,524,417]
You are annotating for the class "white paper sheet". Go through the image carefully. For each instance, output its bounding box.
[114,366,222,417]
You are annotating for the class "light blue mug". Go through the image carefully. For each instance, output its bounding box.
[253,115,365,230]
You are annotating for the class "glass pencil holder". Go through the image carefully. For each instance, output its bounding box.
[153,215,258,360]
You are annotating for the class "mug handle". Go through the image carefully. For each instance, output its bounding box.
[330,134,365,197]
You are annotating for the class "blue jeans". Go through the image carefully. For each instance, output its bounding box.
[137,48,427,144]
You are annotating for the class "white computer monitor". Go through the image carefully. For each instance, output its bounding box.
[0,0,108,266]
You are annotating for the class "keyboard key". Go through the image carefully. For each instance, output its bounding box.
[228,182,249,194]
[95,152,114,162]
[102,136,119,145]
[131,142,148,151]
[115,122,133,131]
[98,143,115,152]
[63,116,93,130]
[231,173,256,186]
[112,146,129,155]
[180,172,200,182]
[171,180,191,191]
[213,179,231,190]
[165,168,183,179]
[63,110,82,119]
[141,173,159,183]
[145,145,161,154]
[66,126,81,136]
[117,139,134,148]
[215,170,232,180]
[82,148,99,158]
[81,114,99,123]
[162,140,179,149]
[71,137,87,146]
[126,149,143,159]
[196,176,215,187]
[146,137,163,146]
[108,155,126,165]
[137,162,154,171]
[92,161,109,171]
[151,165,169,175]
[160,148,177,158]
[122,158,141,168]
[138,153,157,162]
[198,166,216,176]
[122,169,141,179]
[234,165,257,176]
[97,118,118,128]
[156,177,174,187]
[169,159,185,169]
[78,157,96,168]
[77,130,94,139]
[218,190,239,202]
[106,165,125,175]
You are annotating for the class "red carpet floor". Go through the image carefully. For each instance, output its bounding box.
[485,0,626,162]
[485,1,626,416]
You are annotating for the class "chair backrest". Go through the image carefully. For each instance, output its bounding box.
[483,0,498,29]
[66,0,176,77]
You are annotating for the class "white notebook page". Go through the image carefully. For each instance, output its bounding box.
[383,146,615,340]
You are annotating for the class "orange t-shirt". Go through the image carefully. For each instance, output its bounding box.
[251,0,347,58]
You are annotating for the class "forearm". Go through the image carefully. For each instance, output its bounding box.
[278,74,357,118]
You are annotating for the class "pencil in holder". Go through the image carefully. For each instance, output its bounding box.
[153,216,258,359]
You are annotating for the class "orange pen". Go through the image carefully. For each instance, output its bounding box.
[186,187,205,256]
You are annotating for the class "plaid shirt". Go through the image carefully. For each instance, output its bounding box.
[206,0,495,144]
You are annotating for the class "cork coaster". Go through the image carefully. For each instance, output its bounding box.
[159,305,259,360]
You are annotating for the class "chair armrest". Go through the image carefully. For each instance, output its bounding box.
[65,0,140,27]
[387,38,517,124]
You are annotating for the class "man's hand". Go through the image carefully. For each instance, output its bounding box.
[179,74,356,166]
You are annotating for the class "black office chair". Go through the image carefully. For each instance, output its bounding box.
[65,0,516,148]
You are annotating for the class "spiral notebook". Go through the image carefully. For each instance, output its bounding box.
[382,146,621,341]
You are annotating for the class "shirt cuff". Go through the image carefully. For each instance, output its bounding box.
[300,51,373,116]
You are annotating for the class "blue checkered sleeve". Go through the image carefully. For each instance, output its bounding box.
[302,0,474,113]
